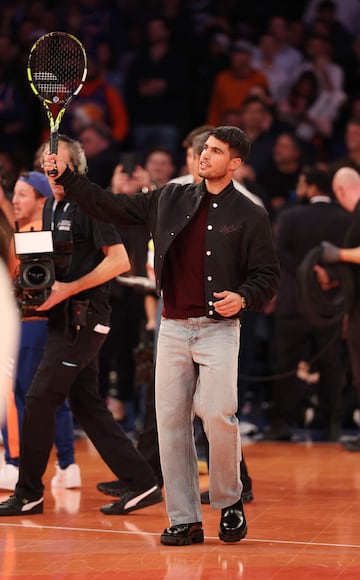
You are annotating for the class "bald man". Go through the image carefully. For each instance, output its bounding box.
[321,167,360,450]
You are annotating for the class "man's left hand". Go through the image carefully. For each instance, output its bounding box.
[213,291,242,317]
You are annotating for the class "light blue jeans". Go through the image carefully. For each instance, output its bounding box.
[155,316,242,525]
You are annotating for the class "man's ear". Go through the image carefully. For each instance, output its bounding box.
[230,157,242,172]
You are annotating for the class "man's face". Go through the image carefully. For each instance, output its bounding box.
[199,135,237,180]
[242,102,266,132]
[80,128,106,158]
[12,180,42,224]
[145,151,175,185]
[273,135,299,164]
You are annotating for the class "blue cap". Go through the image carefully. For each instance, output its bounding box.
[18,171,52,198]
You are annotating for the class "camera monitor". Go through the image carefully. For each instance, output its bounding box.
[14,230,54,255]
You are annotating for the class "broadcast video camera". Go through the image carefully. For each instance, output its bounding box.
[14,230,55,318]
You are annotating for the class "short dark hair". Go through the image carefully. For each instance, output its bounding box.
[301,166,332,196]
[208,126,251,161]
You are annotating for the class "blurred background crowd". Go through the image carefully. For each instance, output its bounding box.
[1,0,360,444]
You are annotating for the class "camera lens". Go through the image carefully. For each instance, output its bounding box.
[23,263,52,288]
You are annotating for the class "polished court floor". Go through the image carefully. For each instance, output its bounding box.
[0,437,360,579]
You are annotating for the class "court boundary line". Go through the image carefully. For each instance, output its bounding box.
[0,522,359,550]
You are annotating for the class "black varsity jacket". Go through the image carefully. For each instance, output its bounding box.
[57,169,280,319]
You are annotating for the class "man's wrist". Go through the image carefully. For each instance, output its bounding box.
[240,295,247,310]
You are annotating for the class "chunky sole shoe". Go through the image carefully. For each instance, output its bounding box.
[160,522,204,546]
[100,485,162,514]
[97,480,128,497]
[0,495,44,516]
[218,500,247,543]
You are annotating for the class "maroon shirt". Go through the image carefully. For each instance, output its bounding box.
[162,192,212,318]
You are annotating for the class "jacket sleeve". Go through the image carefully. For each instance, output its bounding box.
[56,167,153,228]
[238,211,280,311]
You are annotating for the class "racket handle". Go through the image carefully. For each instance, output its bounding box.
[48,131,59,176]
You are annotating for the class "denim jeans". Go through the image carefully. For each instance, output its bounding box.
[155,316,242,525]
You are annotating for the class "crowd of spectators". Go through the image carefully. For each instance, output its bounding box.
[0,1,360,185]
[2,0,360,439]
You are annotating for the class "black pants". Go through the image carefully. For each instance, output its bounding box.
[137,370,163,487]
[99,290,145,401]
[271,315,345,429]
[16,312,157,500]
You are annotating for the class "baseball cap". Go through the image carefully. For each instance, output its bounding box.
[18,171,52,198]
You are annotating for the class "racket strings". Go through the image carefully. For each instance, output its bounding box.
[30,36,86,103]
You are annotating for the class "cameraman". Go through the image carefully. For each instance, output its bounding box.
[0,136,161,516]
[0,171,81,492]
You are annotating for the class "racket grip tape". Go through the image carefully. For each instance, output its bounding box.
[48,131,59,176]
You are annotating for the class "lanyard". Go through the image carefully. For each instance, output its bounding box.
[51,200,70,231]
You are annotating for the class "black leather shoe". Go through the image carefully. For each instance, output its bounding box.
[160,522,204,546]
[218,499,247,543]
[97,480,128,496]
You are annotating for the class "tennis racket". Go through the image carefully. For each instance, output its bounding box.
[27,31,87,175]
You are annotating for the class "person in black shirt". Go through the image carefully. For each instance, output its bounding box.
[0,136,162,517]
[321,166,360,450]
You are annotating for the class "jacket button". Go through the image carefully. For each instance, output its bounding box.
[207,275,212,281]
[170,232,175,236]
[212,202,218,208]
[207,225,213,230]
[209,310,214,315]
[206,250,211,256]
[208,300,213,306]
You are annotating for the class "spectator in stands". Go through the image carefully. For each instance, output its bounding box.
[251,33,290,105]
[125,17,190,158]
[207,40,268,127]
[65,51,129,146]
[258,132,304,222]
[330,118,360,174]
[79,123,120,188]
[267,15,304,75]
[238,95,277,177]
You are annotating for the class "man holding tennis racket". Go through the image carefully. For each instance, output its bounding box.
[0,135,162,517]
[41,126,279,545]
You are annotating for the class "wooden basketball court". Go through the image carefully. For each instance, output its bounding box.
[0,438,360,579]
